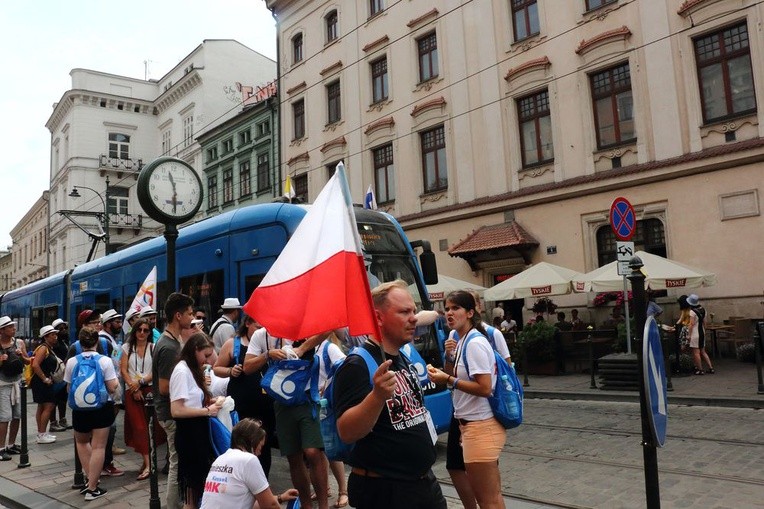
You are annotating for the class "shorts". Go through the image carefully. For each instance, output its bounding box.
[445,416,465,471]
[348,470,447,509]
[30,378,57,404]
[0,384,21,422]
[72,402,116,433]
[274,401,323,456]
[459,417,506,463]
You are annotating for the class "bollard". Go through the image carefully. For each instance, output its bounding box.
[588,332,597,389]
[145,392,161,509]
[755,322,763,394]
[17,379,30,468]
[522,339,530,388]
[661,330,673,392]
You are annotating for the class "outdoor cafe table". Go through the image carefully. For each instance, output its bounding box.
[705,324,734,359]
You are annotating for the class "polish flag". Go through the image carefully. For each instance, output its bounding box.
[243,162,380,340]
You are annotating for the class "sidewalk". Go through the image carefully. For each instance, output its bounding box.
[1,358,760,508]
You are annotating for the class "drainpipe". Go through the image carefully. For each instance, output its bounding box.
[269,6,282,198]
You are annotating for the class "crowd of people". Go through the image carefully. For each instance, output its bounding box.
[0,281,718,508]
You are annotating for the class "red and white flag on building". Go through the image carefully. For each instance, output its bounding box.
[243,162,380,340]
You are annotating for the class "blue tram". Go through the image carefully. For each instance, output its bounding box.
[0,202,452,431]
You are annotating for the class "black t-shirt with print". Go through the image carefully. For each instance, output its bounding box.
[333,341,436,480]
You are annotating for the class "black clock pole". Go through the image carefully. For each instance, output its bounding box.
[165,223,179,292]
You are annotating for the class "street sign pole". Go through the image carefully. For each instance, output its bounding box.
[611,198,637,353]
[629,256,662,509]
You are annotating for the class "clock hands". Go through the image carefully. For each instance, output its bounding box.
[168,172,178,213]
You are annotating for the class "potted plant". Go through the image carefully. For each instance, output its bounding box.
[517,320,558,375]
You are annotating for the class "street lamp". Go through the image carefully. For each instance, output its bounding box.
[69,176,111,255]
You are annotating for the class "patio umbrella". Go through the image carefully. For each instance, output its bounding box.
[410,274,487,301]
[572,251,717,292]
[483,262,582,301]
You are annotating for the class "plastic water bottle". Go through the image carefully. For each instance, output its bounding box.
[502,375,520,417]
[319,398,328,421]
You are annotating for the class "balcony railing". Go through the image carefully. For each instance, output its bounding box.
[108,213,143,229]
[99,155,143,172]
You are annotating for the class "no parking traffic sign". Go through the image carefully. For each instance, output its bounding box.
[610,197,636,241]
[643,316,668,447]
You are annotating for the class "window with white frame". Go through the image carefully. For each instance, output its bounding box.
[370,0,384,17]
[240,161,251,196]
[161,129,172,155]
[292,33,303,64]
[108,133,130,160]
[590,63,635,149]
[327,81,341,124]
[326,10,338,43]
[208,176,218,208]
[107,186,129,215]
[223,168,234,203]
[183,114,194,148]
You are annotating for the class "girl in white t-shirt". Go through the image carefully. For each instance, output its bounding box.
[201,418,298,509]
[170,333,222,509]
[427,290,505,509]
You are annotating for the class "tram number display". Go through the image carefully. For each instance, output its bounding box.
[358,223,407,254]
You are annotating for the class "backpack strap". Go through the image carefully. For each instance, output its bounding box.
[485,326,498,350]
[233,336,241,365]
[321,343,334,379]
[348,347,379,384]
[458,329,486,380]
[209,317,231,339]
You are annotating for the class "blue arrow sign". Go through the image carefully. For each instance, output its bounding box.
[643,316,668,447]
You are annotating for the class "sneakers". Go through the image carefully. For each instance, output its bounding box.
[0,450,11,461]
[5,444,21,454]
[49,421,67,432]
[101,464,124,477]
[112,446,126,455]
[36,433,56,444]
[84,487,108,501]
[80,480,99,495]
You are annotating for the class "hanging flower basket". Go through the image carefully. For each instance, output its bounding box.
[593,291,633,307]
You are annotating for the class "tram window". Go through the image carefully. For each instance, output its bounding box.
[44,305,58,325]
[179,270,224,322]
[244,274,266,303]
[95,294,110,312]
[112,298,123,316]
[31,308,43,338]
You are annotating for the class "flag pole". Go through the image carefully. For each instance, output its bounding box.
[335,162,383,345]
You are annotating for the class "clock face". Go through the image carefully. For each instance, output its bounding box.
[138,157,203,224]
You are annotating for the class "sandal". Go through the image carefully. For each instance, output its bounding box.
[706,368,715,374]
[310,489,332,501]
[693,368,705,375]
[335,491,349,508]
[137,469,150,481]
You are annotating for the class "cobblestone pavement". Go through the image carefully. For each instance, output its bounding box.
[1,358,761,508]
[436,398,763,509]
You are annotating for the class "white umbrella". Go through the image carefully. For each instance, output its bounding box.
[483,262,582,301]
[572,251,717,292]
[410,274,487,302]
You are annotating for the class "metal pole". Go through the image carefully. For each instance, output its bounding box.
[623,275,632,354]
[755,322,763,394]
[17,379,30,468]
[104,176,111,255]
[588,331,597,389]
[628,256,660,509]
[165,224,179,292]
[145,392,161,509]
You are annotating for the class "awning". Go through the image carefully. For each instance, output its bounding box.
[448,222,539,270]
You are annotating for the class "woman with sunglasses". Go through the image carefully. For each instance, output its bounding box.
[120,317,166,480]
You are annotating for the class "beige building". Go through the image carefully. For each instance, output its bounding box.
[9,194,49,289]
[0,251,12,295]
[267,0,763,321]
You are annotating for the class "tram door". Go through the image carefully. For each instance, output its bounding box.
[238,258,277,307]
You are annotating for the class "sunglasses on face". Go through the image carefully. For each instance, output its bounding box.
[136,328,151,334]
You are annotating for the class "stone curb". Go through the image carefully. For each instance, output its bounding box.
[0,476,76,509]
[525,390,764,409]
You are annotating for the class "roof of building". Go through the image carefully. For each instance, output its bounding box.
[448,221,539,256]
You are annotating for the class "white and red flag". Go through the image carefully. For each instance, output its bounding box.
[123,266,157,334]
[243,162,380,340]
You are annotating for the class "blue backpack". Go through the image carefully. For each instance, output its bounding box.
[320,346,415,462]
[460,330,523,429]
[209,412,240,458]
[68,353,109,411]
[73,337,110,356]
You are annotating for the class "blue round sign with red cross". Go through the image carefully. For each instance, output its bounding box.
[610,197,636,241]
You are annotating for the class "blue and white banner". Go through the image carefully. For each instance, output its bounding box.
[363,185,377,210]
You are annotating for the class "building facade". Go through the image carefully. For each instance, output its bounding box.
[198,83,280,213]
[45,40,276,273]
[266,0,764,320]
[0,251,12,295]
[9,193,49,289]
